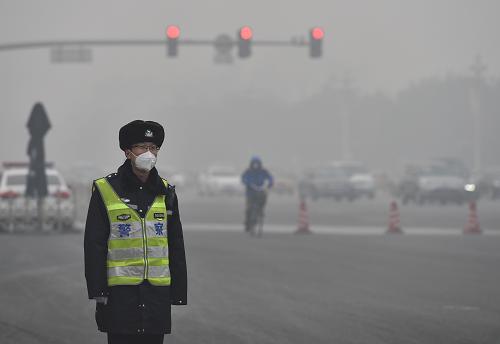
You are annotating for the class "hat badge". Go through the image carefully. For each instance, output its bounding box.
[145,129,154,138]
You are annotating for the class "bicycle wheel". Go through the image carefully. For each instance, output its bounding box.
[247,202,258,236]
[255,203,265,237]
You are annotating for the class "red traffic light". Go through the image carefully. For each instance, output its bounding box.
[311,27,324,40]
[166,25,180,40]
[239,26,253,41]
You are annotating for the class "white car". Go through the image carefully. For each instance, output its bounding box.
[331,161,376,199]
[158,168,188,189]
[349,174,376,199]
[0,162,75,231]
[397,159,475,205]
[197,165,244,196]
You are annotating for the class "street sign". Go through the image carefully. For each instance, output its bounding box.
[51,45,92,63]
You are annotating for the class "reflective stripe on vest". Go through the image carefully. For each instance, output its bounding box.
[94,177,171,287]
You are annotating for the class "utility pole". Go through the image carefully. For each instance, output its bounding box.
[340,74,353,161]
[469,55,486,176]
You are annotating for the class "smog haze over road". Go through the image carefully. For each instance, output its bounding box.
[1,0,500,174]
[1,2,500,344]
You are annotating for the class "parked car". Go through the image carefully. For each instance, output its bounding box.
[158,168,188,190]
[477,168,500,200]
[267,168,296,196]
[332,161,376,199]
[396,159,477,205]
[197,165,244,196]
[0,162,75,231]
[271,174,296,196]
[299,165,355,201]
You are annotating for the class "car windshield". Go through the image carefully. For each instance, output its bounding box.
[316,167,347,178]
[421,165,467,178]
[338,165,368,176]
[7,174,61,186]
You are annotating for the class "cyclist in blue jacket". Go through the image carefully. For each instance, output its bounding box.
[241,156,274,232]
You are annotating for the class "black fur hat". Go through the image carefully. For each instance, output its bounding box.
[119,120,165,150]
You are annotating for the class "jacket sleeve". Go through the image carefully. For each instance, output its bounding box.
[167,186,188,305]
[84,182,111,300]
[241,169,249,186]
[265,169,274,188]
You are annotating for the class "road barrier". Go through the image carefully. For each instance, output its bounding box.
[387,201,403,234]
[463,201,481,234]
[295,197,312,234]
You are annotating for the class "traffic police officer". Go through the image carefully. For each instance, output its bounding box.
[84,120,187,344]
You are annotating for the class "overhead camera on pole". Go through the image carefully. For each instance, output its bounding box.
[166,25,180,57]
[237,26,253,58]
[309,27,324,58]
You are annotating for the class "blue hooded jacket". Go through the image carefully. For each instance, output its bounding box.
[241,157,274,195]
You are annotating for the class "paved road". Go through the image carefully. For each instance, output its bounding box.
[1,230,499,344]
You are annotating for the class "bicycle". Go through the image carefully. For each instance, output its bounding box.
[246,186,268,237]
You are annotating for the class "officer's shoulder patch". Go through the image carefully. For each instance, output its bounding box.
[106,173,118,180]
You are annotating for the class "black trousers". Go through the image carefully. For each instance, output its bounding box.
[245,191,267,230]
[107,333,164,344]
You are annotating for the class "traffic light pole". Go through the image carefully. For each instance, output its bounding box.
[0,37,315,64]
[469,55,486,176]
[1,26,324,62]
[0,38,309,51]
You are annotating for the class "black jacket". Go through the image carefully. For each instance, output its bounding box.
[84,159,187,334]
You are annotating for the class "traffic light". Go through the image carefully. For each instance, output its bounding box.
[237,26,252,58]
[166,25,180,57]
[309,27,324,58]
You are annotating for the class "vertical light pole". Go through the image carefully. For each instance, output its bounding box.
[340,75,353,161]
[469,55,486,176]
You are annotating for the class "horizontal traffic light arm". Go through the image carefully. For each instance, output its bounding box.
[0,38,310,52]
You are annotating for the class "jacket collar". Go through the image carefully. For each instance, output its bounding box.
[118,159,167,195]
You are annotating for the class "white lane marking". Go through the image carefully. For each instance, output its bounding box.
[75,220,500,236]
[182,223,500,236]
[442,305,480,311]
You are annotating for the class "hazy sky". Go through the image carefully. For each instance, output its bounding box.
[0,0,499,174]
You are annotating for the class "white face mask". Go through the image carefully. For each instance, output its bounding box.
[131,150,157,172]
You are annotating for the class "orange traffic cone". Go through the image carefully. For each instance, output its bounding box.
[387,201,403,234]
[295,197,312,234]
[463,201,481,234]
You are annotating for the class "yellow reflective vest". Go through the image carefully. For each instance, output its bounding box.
[94,177,171,287]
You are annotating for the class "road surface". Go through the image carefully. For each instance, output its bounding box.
[0,229,499,344]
